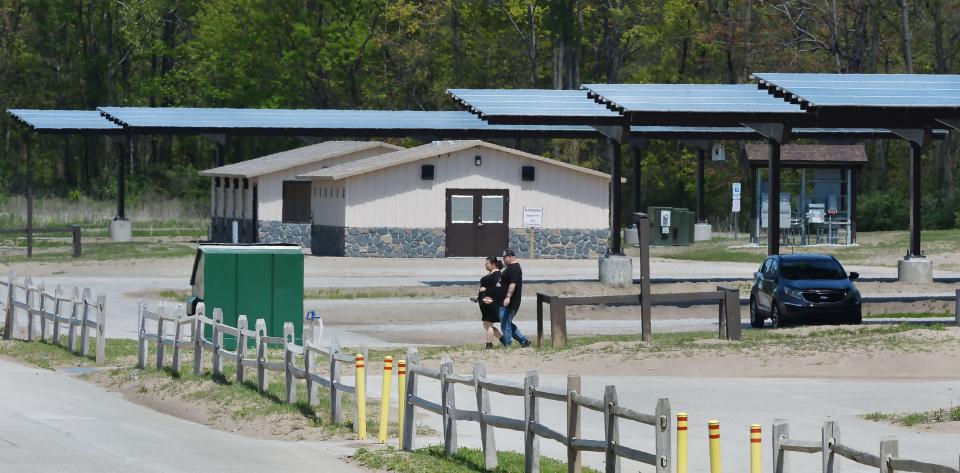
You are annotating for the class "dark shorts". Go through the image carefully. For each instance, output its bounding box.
[480,302,500,323]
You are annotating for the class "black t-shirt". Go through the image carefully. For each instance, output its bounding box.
[479,270,502,306]
[500,262,523,311]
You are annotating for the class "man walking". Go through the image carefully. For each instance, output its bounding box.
[499,249,531,347]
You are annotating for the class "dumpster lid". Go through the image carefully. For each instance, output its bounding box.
[190,243,303,286]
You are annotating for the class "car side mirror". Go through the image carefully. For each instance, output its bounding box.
[849,271,859,281]
[754,271,761,279]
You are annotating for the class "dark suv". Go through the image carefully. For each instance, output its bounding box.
[750,254,862,328]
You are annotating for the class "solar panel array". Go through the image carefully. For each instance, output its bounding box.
[753,73,960,109]
[583,83,804,115]
[8,109,123,133]
[447,89,622,124]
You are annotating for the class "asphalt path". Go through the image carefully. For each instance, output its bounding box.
[0,358,361,473]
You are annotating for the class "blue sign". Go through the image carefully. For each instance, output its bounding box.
[305,310,320,320]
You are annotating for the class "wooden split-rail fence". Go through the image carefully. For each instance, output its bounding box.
[536,286,742,349]
[137,302,365,429]
[1,273,107,364]
[773,420,960,473]
[400,348,671,473]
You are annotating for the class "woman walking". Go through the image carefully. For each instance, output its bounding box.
[471,256,504,349]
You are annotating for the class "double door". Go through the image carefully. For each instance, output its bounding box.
[445,189,509,257]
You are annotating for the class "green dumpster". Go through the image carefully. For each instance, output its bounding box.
[648,207,675,246]
[188,244,304,349]
[673,208,693,246]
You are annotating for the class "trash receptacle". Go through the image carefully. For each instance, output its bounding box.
[624,225,639,247]
[673,208,694,246]
[189,243,304,349]
[648,207,675,246]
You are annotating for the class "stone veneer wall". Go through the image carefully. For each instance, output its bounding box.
[509,228,609,259]
[311,225,345,256]
[258,220,311,247]
[343,227,445,258]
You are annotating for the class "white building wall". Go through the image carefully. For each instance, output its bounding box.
[310,181,347,226]
[343,147,608,228]
[256,146,392,221]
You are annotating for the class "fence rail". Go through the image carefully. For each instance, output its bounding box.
[401,350,670,473]
[536,285,741,348]
[772,420,960,473]
[137,301,364,429]
[0,225,83,258]
[1,273,106,364]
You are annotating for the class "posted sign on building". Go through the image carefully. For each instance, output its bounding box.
[522,207,543,228]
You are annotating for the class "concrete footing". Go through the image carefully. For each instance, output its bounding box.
[599,254,633,288]
[897,257,933,283]
[109,219,132,242]
[694,223,712,242]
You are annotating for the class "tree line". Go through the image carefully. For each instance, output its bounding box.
[1,0,959,229]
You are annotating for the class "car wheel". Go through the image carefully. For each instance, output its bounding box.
[749,298,764,328]
[770,302,787,328]
[847,306,863,325]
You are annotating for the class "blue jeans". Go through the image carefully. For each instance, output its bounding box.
[499,306,528,346]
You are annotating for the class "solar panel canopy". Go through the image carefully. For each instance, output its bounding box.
[447,89,623,125]
[96,107,603,138]
[753,73,960,109]
[8,109,123,133]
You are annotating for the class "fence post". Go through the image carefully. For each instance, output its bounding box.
[67,288,79,352]
[52,285,62,345]
[80,288,91,356]
[95,295,105,366]
[440,356,457,456]
[284,322,296,404]
[329,339,342,422]
[29,283,42,342]
[772,420,789,473]
[24,284,36,343]
[236,315,247,383]
[256,318,267,392]
[656,398,671,473]
[536,294,544,349]
[636,212,652,343]
[172,305,184,373]
[401,348,419,451]
[879,436,897,473]
[156,303,166,370]
[550,299,568,349]
[212,308,223,377]
[954,289,959,326]
[3,272,13,340]
[822,421,840,473]
[193,303,206,376]
[604,385,620,473]
[567,374,582,473]
[474,362,498,470]
[71,225,81,257]
[720,287,742,341]
[524,370,541,473]
[137,301,147,369]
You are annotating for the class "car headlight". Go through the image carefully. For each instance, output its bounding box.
[784,286,804,301]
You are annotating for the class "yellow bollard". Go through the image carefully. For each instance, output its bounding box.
[356,354,366,440]
[378,356,393,444]
[750,424,762,473]
[709,419,722,473]
[397,360,407,448]
[677,412,689,473]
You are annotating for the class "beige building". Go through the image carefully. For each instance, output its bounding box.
[297,140,611,258]
[200,141,401,244]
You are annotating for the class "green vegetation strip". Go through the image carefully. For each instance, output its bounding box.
[865,407,960,427]
[354,446,600,473]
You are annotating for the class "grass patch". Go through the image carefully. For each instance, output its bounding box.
[864,406,960,426]
[864,312,953,319]
[0,337,138,369]
[3,240,198,262]
[159,290,190,301]
[354,445,600,473]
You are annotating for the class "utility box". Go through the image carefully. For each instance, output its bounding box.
[648,207,675,246]
[673,209,694,246]
[188,244,304,349]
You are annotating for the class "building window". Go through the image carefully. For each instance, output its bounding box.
[450,195,473,223]
[282,181,311,223]
[481,195,504,223]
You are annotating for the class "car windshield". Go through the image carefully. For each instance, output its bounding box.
[780,259,846,280]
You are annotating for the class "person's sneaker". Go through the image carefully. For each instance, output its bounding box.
[485,342,494,349]
[520,339,532,348]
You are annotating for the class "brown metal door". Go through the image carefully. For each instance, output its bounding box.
[445,189,509,257]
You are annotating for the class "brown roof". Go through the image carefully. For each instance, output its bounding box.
[744,144,867,167]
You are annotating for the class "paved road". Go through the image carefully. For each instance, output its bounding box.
[365,374,960,473]
[0,358,361,473]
